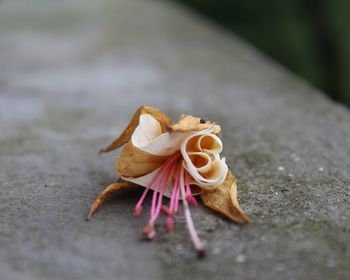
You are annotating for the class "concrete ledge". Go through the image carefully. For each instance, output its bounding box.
[1,0,350,279]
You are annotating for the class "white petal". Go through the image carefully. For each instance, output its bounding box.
[132,114,196,156]
[121,167,172,198]
[139,131,192,156]
[187,152,212,173]
[197,134,223,154]
[183,157,228,188]
[121,163,203,198]
[181,132,228,188]
[131,114,162,148]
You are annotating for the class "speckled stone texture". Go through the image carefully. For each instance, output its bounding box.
[1,0,350,279]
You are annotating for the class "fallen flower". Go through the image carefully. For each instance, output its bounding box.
[87,105,251,258]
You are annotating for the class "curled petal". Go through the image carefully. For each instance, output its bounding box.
[200,155,228,182]
[200,170,251,224]
[100,105,172,154]
[187,152,212,173]
[183,156,228,189]
[197,134,222,154]
[181,131,228,189]
[185,134,223,154]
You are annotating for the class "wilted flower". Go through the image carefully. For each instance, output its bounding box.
[87,106,250,258]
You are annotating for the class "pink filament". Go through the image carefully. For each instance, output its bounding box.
[164,164,181,232]
[185,170,198,206]
[136,153,206,257]
[173,165,182,214]
[150,161,177,224]
[169,164,180,214]
[179,165,206,257]
[135,152,180,216]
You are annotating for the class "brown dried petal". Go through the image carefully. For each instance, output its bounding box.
[169,114,221,134]
[100,105,173,153]
[116,141,168,177]
[200,170,251,224]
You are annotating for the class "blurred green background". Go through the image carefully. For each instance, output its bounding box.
[176,0,350,107]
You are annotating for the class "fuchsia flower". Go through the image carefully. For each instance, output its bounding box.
[87,106,250,258]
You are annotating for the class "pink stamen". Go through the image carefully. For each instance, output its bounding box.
[150,170,165,219]
[142,222,156,240]
[185,170,198,206]
[169,165,180,213]
[161,205,174,232]
[135,168,162,216]
[135,152,180,216]
[140,153,180,240]
[150,161,176,224]
[135,152,206,257]
[179,165,206,258]
[174,166,182,214]
[163,165,178,232]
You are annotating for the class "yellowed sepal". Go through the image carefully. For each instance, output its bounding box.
[169,114,221,134]
[116,141,168,178]
[200,170,251,224]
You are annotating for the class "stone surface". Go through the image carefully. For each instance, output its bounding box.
[1,0,350,279]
